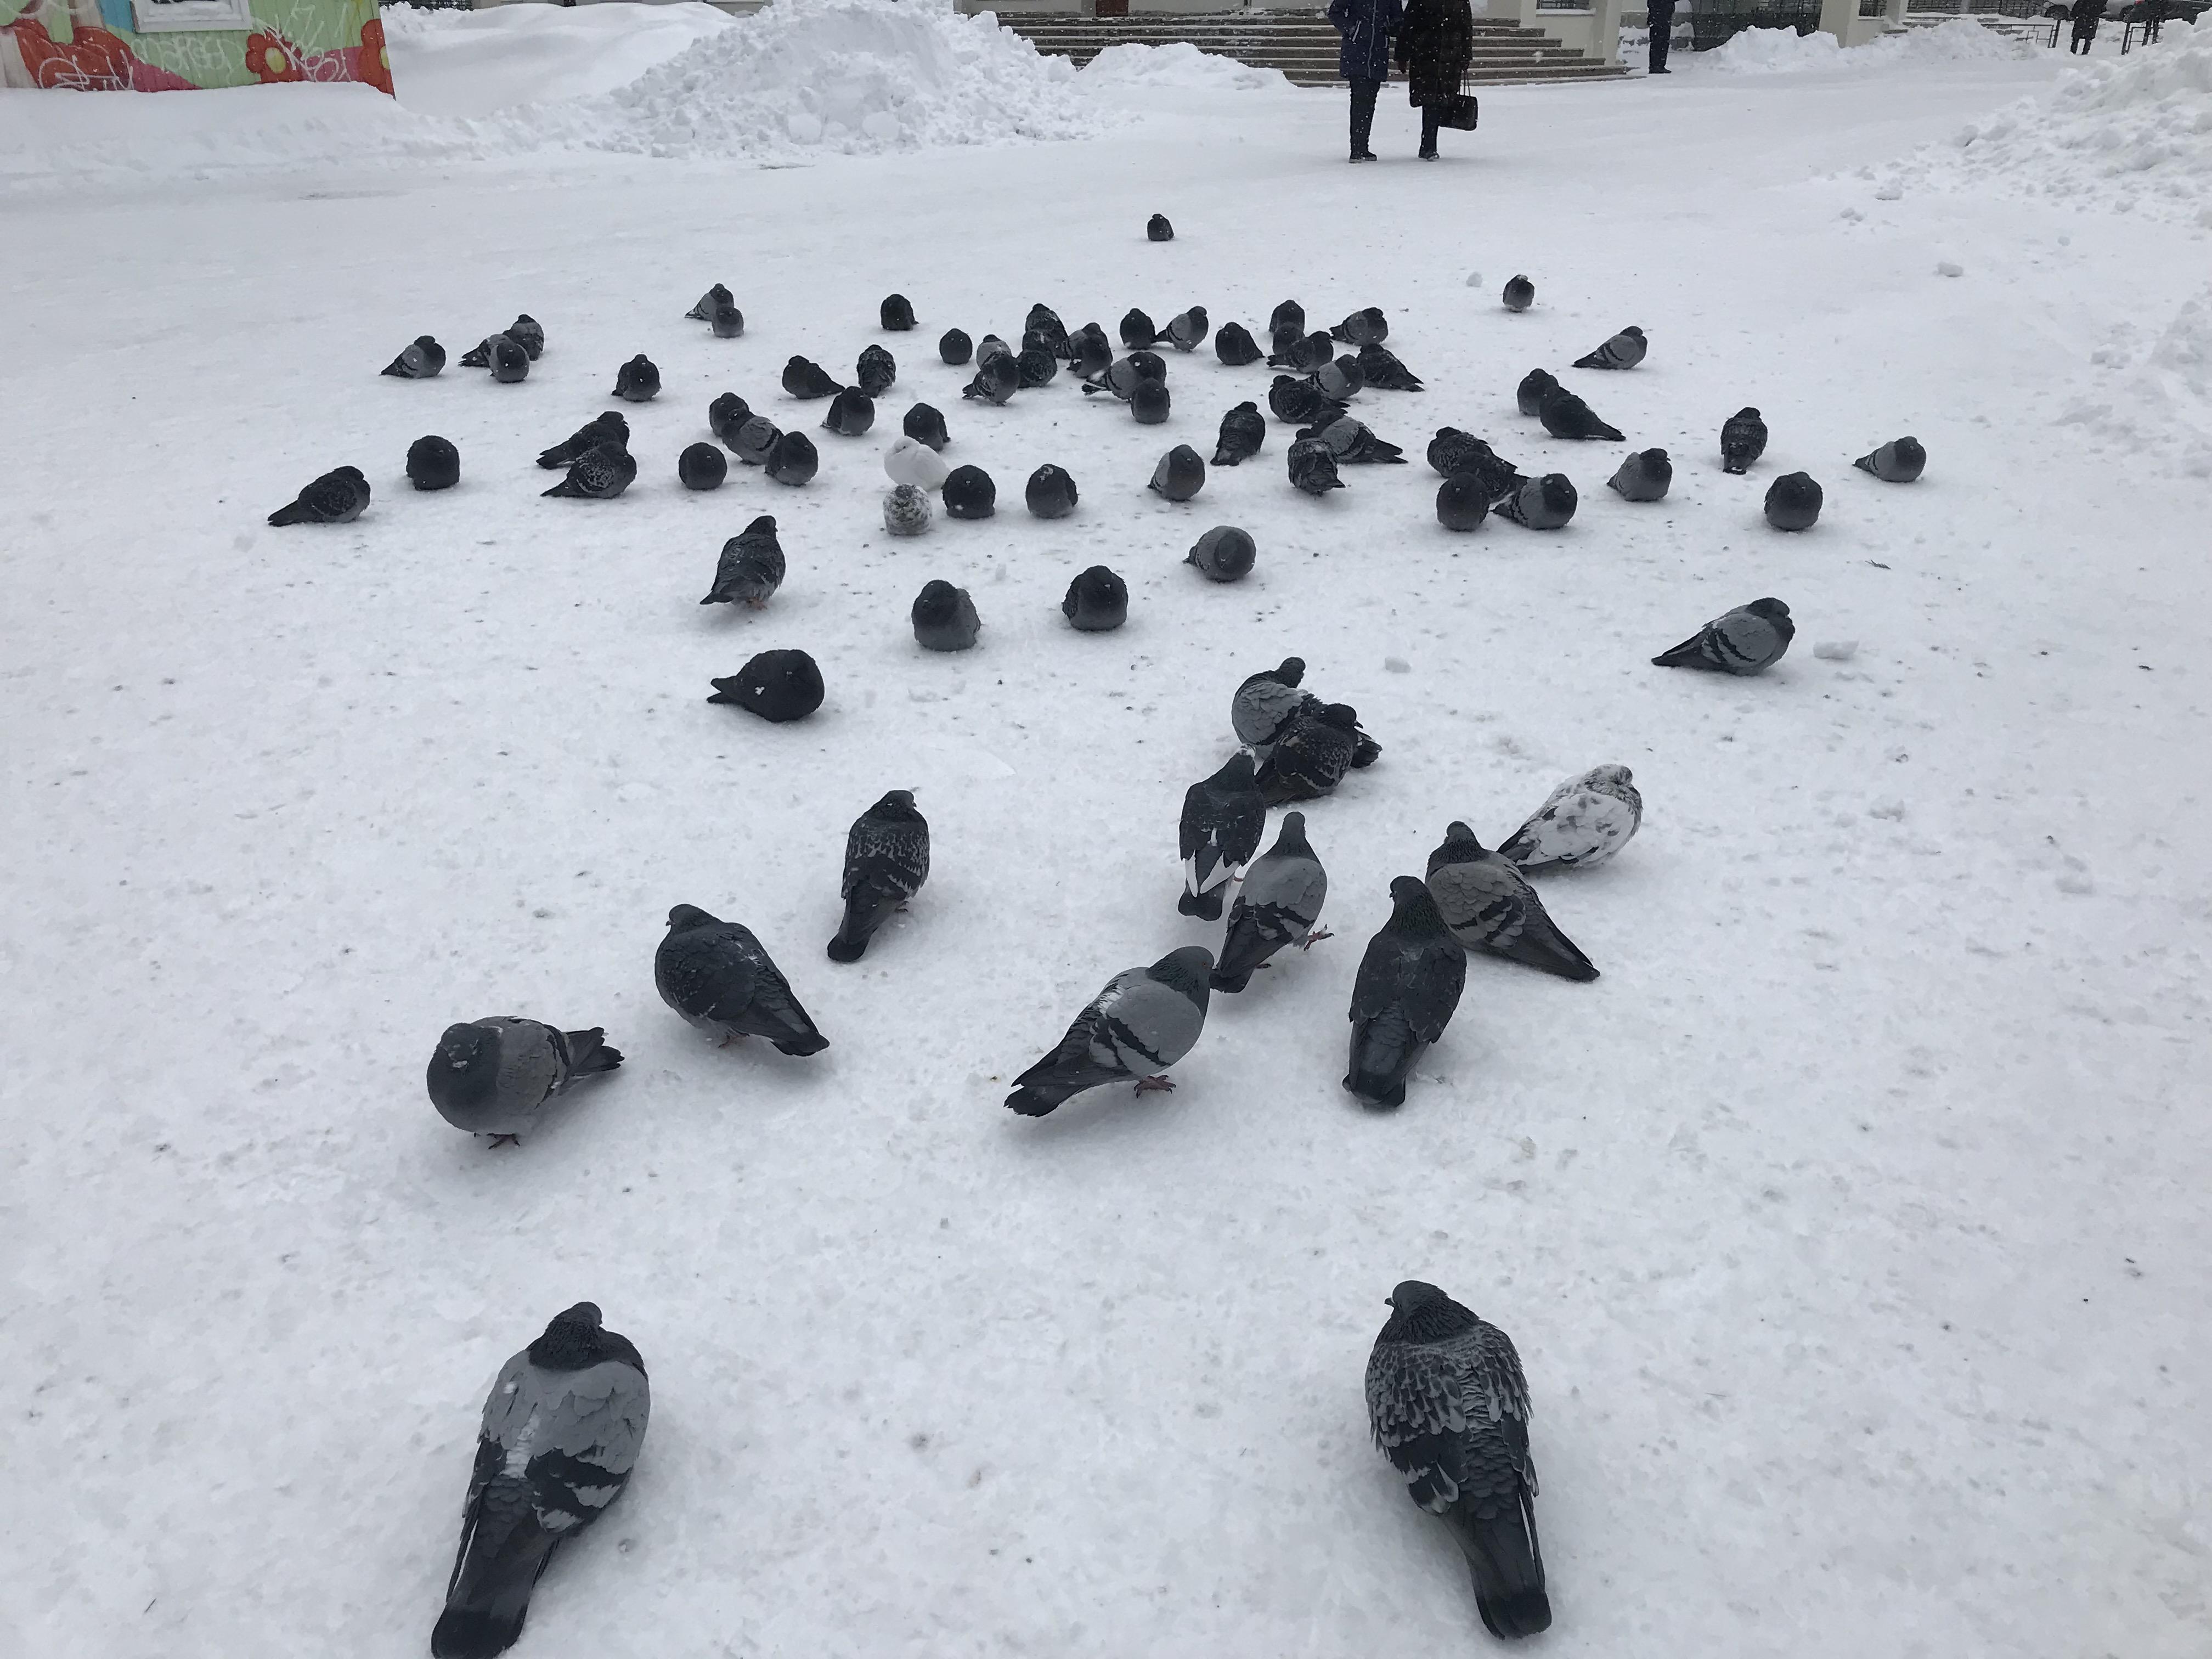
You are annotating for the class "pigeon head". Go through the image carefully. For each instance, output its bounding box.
[1216,750,1257,788]
[429,1023,497,1107]
[1587,763,1634,790]
[527,1302,646,1375]
[666,904,718,932]
[1276,810,1312,851]
[873,788,921,817]
[1387,875,1451,931]
[1424,824,1486,874]
[1622,325,1646,341]
[1146,945,1215,1005]
[1320,703,1359,730]
[913,581,963,621]
[1746,597,1791,622]
[1735,406,1762,421]
[1277,657,1306,685]
[742,515,777,538]
[1380,1280,1480,1342]
[1536,475,1578,514]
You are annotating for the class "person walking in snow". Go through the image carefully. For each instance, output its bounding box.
[2067,0,2105,52]
[1646,0,1678,73]
[1329,0,1403,163]
[1397,0,1476,161]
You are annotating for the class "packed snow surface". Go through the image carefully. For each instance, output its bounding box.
[382,1,736,117]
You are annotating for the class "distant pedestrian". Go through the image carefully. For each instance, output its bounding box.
[1397,0,1475,161]
[2140,0,2165,42]
[1647,0,1677,72]
[1329,0,1404,163]
[2068,0,2104,52]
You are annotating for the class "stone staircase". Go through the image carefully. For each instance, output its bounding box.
[1003,11,1628,88]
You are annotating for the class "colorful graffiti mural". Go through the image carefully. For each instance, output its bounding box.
[0,0,392,92]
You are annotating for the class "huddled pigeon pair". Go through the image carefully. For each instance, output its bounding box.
[687,282,744,337]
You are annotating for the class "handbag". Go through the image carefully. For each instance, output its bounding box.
[1435,92,1480,131]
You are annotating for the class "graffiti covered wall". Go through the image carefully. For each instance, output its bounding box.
[0,0,392,92]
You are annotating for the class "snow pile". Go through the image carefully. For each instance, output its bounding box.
[382,1,736,119]
[1692,18,2032,76]
[2059,281,2212,475]
[1080,41,1293,94]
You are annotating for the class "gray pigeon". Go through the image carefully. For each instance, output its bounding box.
[1330,306,1389,347]
[1364,1282,1550,1639]
[1538,387,1622,442]
[537,413,627,471]
[882,293,917,331]
[1653,597,1793,674]
[911,580,979,652]
[823,387,876,437]
[686,282,732,320]
[654,905,828,1054]
[1025,465,1079,520]
[1854,436,1926,483]
[1494,473,1577,530]
[1004,946,1213,1115]
[1345,877,1466,1109]
[1130,380,1171,425]
[1213,402,1266,466]
[1763,472,1822,531]
[903,402,950,451]
[855,343,896,398]
[1426,429,1522,498]
[1231,657,1317,759]
[731,416,780,468]
[1150,445,1206,501]
[1572,325,1646,371]
[1186,523,1255,583]
[1165,306,1210,352]
[1214,322,1262,365]
[1436,475,1491,532]
[1269,330,1335,373]
[1069,325,1114,380]
[883,483,934,537]
[425,1018,621,1144]
[701,516,784,608]
[431,1305,649,1659]
[1178,751,1267,921]
[1424,822,1598,981]
[1269,300,1306,338]
[828,789,930,962]
[267,466,369,527]
[1498,764,1642,875]
[1084,354,1165,402]
[1720,407,1768,474]
[782,357,843,399]
[612,355,660,402]
[541,443,636,501]
[939,328,973,366]
[1269,375,1343,427]
[765,431,817,487]
[459,316,541,367]
[1607,448,1672,502]
[1258,703,1368,803]
[383,335,445,379]
[484,335,529,383]
[961,354,1019,405]
[1515,369,1558,417]
[1288,438,1343,496]
[1502,274,1536,312]
[1355,342,1423,392]
[708,393,751,447]
[1313,356,1365,402]
[1210,811,1329,992]
[1017,347,1058,388]
[708,295,745,338]
[1299,415,1404,465]
[1062,565,1127,631]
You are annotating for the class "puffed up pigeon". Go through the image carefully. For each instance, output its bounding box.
[708,648,823,722]
[709,393,751,447]
[1063,565,1127,631]
[1424,821,1598,981]
[1259,703,1370,803]
[1270,375,1344,427]
[1764,472,1822,531]
[1025,464,1079,519]
[765,431,817,487]
[678,443,727,491]
[701,516,784,608]
[1436,475,1491,532]
[459,315,541,366]
[1299,416,1404,465]
[1607,448,1672,502]
[1314,356,1365,403]
[1288,438,1344,496]
[911,581,979,653]
[855,344,896,398]
[1147,213,1174,242]
[485,335,529,383]
[613,355,660,402]
[1231,657,1316,758]
[823,387,876,437]
[537,413,627,471]
[782,357,843,400]
[1494,473,1578,531]
[707,295,744,338]
[883,483,933,538]
[881,293,917,332]
[266,465,370,527]
[1331,306,1390,347]
[1003,946,1212,1115]
[407,436,460,492]
[1210,811,1329,993]
[961,354,1019,405]
[1854,436,1926,483]
[1539,387,1622,442]
[1498,765,1643,875]
[540,444,636,500]
[1186,524,1255,583]
[1069,325,1114,380]
[938,329,973,366]
[1150,445,1206,501]
[1572,326,1646,371]
[1082,353,1165,402]
[1120,308,1160,351]
[885,435,951,491]
[828,789,932,962]
[1025,303,1069,357]
[656,904,827,1053]
[1720,407,1768,475]
[1269,300,1306,339]
[1515,369,1558,417]
[1268,330,1335,373]
[1345,877,1467,1109]
[426,1018,620,1144]
[902,402,950,452]
[1356,343,1423,392]
[1502,274,1536,312]
[731,417,781,468]
[687,283,732,321]
[1017,347,1058,388]
[944,465,996,519]
[1178,751,1267,921]
[1652,597,1794,674]
[1214,402,1266,466]
[1131,380,1171,426]
[1215,323,1263,366]
[383,335,445,379]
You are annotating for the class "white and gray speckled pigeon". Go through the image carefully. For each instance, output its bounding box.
[1652,597,1793,675]
[1345,877,1466,1109]
[701,515,784,608]
[425,1019,621,1145]
[828,789,930,962]
[1211,811,1329,993]
[431,1304,649,1659]
[1365,1282,1551,1639]
[1572,325,1645,371]
[883,484,934,538]
[1424,822,1598,982]
[1230,657,1318,760]
[1178,751,1267,921]
[1004,946,1213,1115]
[1498,766,1642,876]
[654,904,827,1054]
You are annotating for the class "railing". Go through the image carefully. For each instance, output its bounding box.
[1907,0,2052,15]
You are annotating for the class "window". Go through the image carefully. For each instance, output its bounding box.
[131,0,256,32]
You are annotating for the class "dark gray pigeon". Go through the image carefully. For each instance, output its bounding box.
[1314,355,1365,403]
[961,354,1019,405]
[708,392,751,447]
[1025,303,1069,357]
[903,402,950,451]
[1720,407,1768,475]
[678,443,727,490]
[426,1018,620,1144]
[701,516,783,608]
[1356,342,1423,392]
[1854,436,1926,483]
[687,282,732,321]
[708,295,744,338]
[765,431,817,487]
[1607,448,1672,502]
[485,335,529,383]
[881,293,917,331]
[1365,1282,1551,1639]
[828,789,931,962]
[1120,308,1159,350]
[1069,325,1114,380]
[1185,523,1255,583]
[537,412,626,470]
[911,580,980,653]
[1424,821,1598,981]
[1131,380,1171,426]
[408,436,460,492]
[1330,306,1389,347]
[938,329,973,366]
[1062,565,1127,631]
[612,355,659,402]
[431,1304,647,1659]
[541,443,636,500]
[1436,475,1491,532]
[1004,946,1212,1115]
[1147,213,1174,242]
[1210,811,1330,993]
[1269,330,1335,373]
[1427,428,1523,498]
[1515,369,1558,417]
[1572,325,1646,371]
[1288,438,1343,496]
[1082,356,1147,402]
[1213,402,1266,467]
[1494,473,1577,530]
[1499,764,1643,875]
[823,387,876,437]
[944,464,996,519]
[656,904,827,1053]
[1269,375,1344,427]
[383,335,445,379]
[731,416,780,468]
[709,648,822,721]
[1539,387,1622,442]
[1652,597,1794,675]
[1259,703,1370,803]
[1215,323,1262,366]
[459,316,540,366]
[1165,306,1210,352]
[855,343,896,398]
[1017,347,1058,388]
[267,466,370,527]
[976,332,1009,365]
[1764,472,1822,531]
[1269,300,1306,338]
[782,357,843,400]
[1502,274,1536,312]
[1025,464,1079,519]
[1345,877,1466,1109]
[1231,657,1317,758]
[1299,415,1404,465]
[1178,751,1267,921]
[1150,445,1206,501]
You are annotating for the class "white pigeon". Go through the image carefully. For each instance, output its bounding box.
[1497,765,1643,875]
[885,435,950,492]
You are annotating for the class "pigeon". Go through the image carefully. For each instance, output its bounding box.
[1299,415,1404,465]
[765,431,817,487]
[1025,464,1079,519]
[708,648,823,723]
[823,388,876,437]
[1063,565,1128,631]
[961,354,1019,405]
[1502,274,1536,312]
[782,357,842,400]
[1764,472,1822,531]
[1288,438,1344,496]
[938,329,973,366]
[1147,213,1174,242]
[1178,751,1267,921]
[1269,375,1345,427]
[678,443,727,490]
[886,436,951,490]
[1259,702,1373,803]
[827,789,933,962]
[944,464,996,519]
[268,465,370,527]
[707,295,744,338]
[426,1018,622,1144]
[1572,325,1646,370]
[1020,326,1058,361]
[1539,386,1622,442]
[613,355,660,402]
[541,444,636,500]
[1024,303,1069,358]
[974,334,1012,369]
[1269,301,1306,339]
[911,581,979,653]
[1269,330,1335,373]
[1344,877,1468,1109]
[1186,524,1255,584]
[1499,765,1642,875]
[1494,473,1578,530]
[656,904,827,1053]
[902,402,950,451]
[1215,323,1263,366]
[383,335,445,379]
[855,344,897,398]
[1854,436,1926,483]
[1064,324,1112,380]
[1210,811,1330,993]
[701,516,784,608]
[1231,658,1315,757]
[537,413,627,471]
[407,436,460,492]
[1424,821,1598,981]
[1331,307,1390,347]
[1004,946,1212,1116]
[1607,448,1672,502]
[1017,347,1059,388]
[881,293,917,331]
[430,1304,648,1659]
[1438,473,1492,536]
[1150,445,1206,501]
[1429,432,1523,503]
[1356,342,1424,392]
[1515,369,1559,417]
[687,283,732,321]
[708,393,751,447]
[1165,306,1210,353]
[883,483,933,537]
[484,335,530,383]
[1653,596,1794,675]
[731,416,781,469]
[1364,1283,1551,1639]
[1083,351,1167,402]
[1214,403,1266,466]
[1131,380,1171,426]
[1720,407,1768,475]
[459,315,541,366]
[1120,308,1160,351]
[1314,356,1365,403]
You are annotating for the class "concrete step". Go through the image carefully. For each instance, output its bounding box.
[1004,12,1626,82]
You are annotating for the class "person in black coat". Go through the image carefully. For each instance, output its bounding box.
[1646,0,1677,73]
[1397,0,1475,161]
[1329,0,1404,163]
[2068,0,2105,50]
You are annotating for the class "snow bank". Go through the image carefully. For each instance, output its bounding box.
[382,1,736,118]
[1079,41,1293,94]
[1692,18,2032,75]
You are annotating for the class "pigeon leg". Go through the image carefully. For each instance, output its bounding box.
[1133,1074,1177,1095]
[1300,929,1335,949]
[486,1134,521,1149]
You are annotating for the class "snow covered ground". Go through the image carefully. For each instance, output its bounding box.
[5,7,2210,1656]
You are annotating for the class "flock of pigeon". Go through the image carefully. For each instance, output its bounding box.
[303,225,1936,1657]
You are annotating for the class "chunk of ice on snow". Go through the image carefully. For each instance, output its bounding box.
[1812,639,1858,661]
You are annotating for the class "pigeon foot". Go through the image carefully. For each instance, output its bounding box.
[1133,1074,1177,1096]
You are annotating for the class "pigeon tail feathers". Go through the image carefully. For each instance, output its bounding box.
[1652,634,1719,670]
[1345,1007,1419,1108]
[1477,927,1598,983]
[433,1494,559,1659]
[562,1029,622,1076]
[1447,1496,1551,1640]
